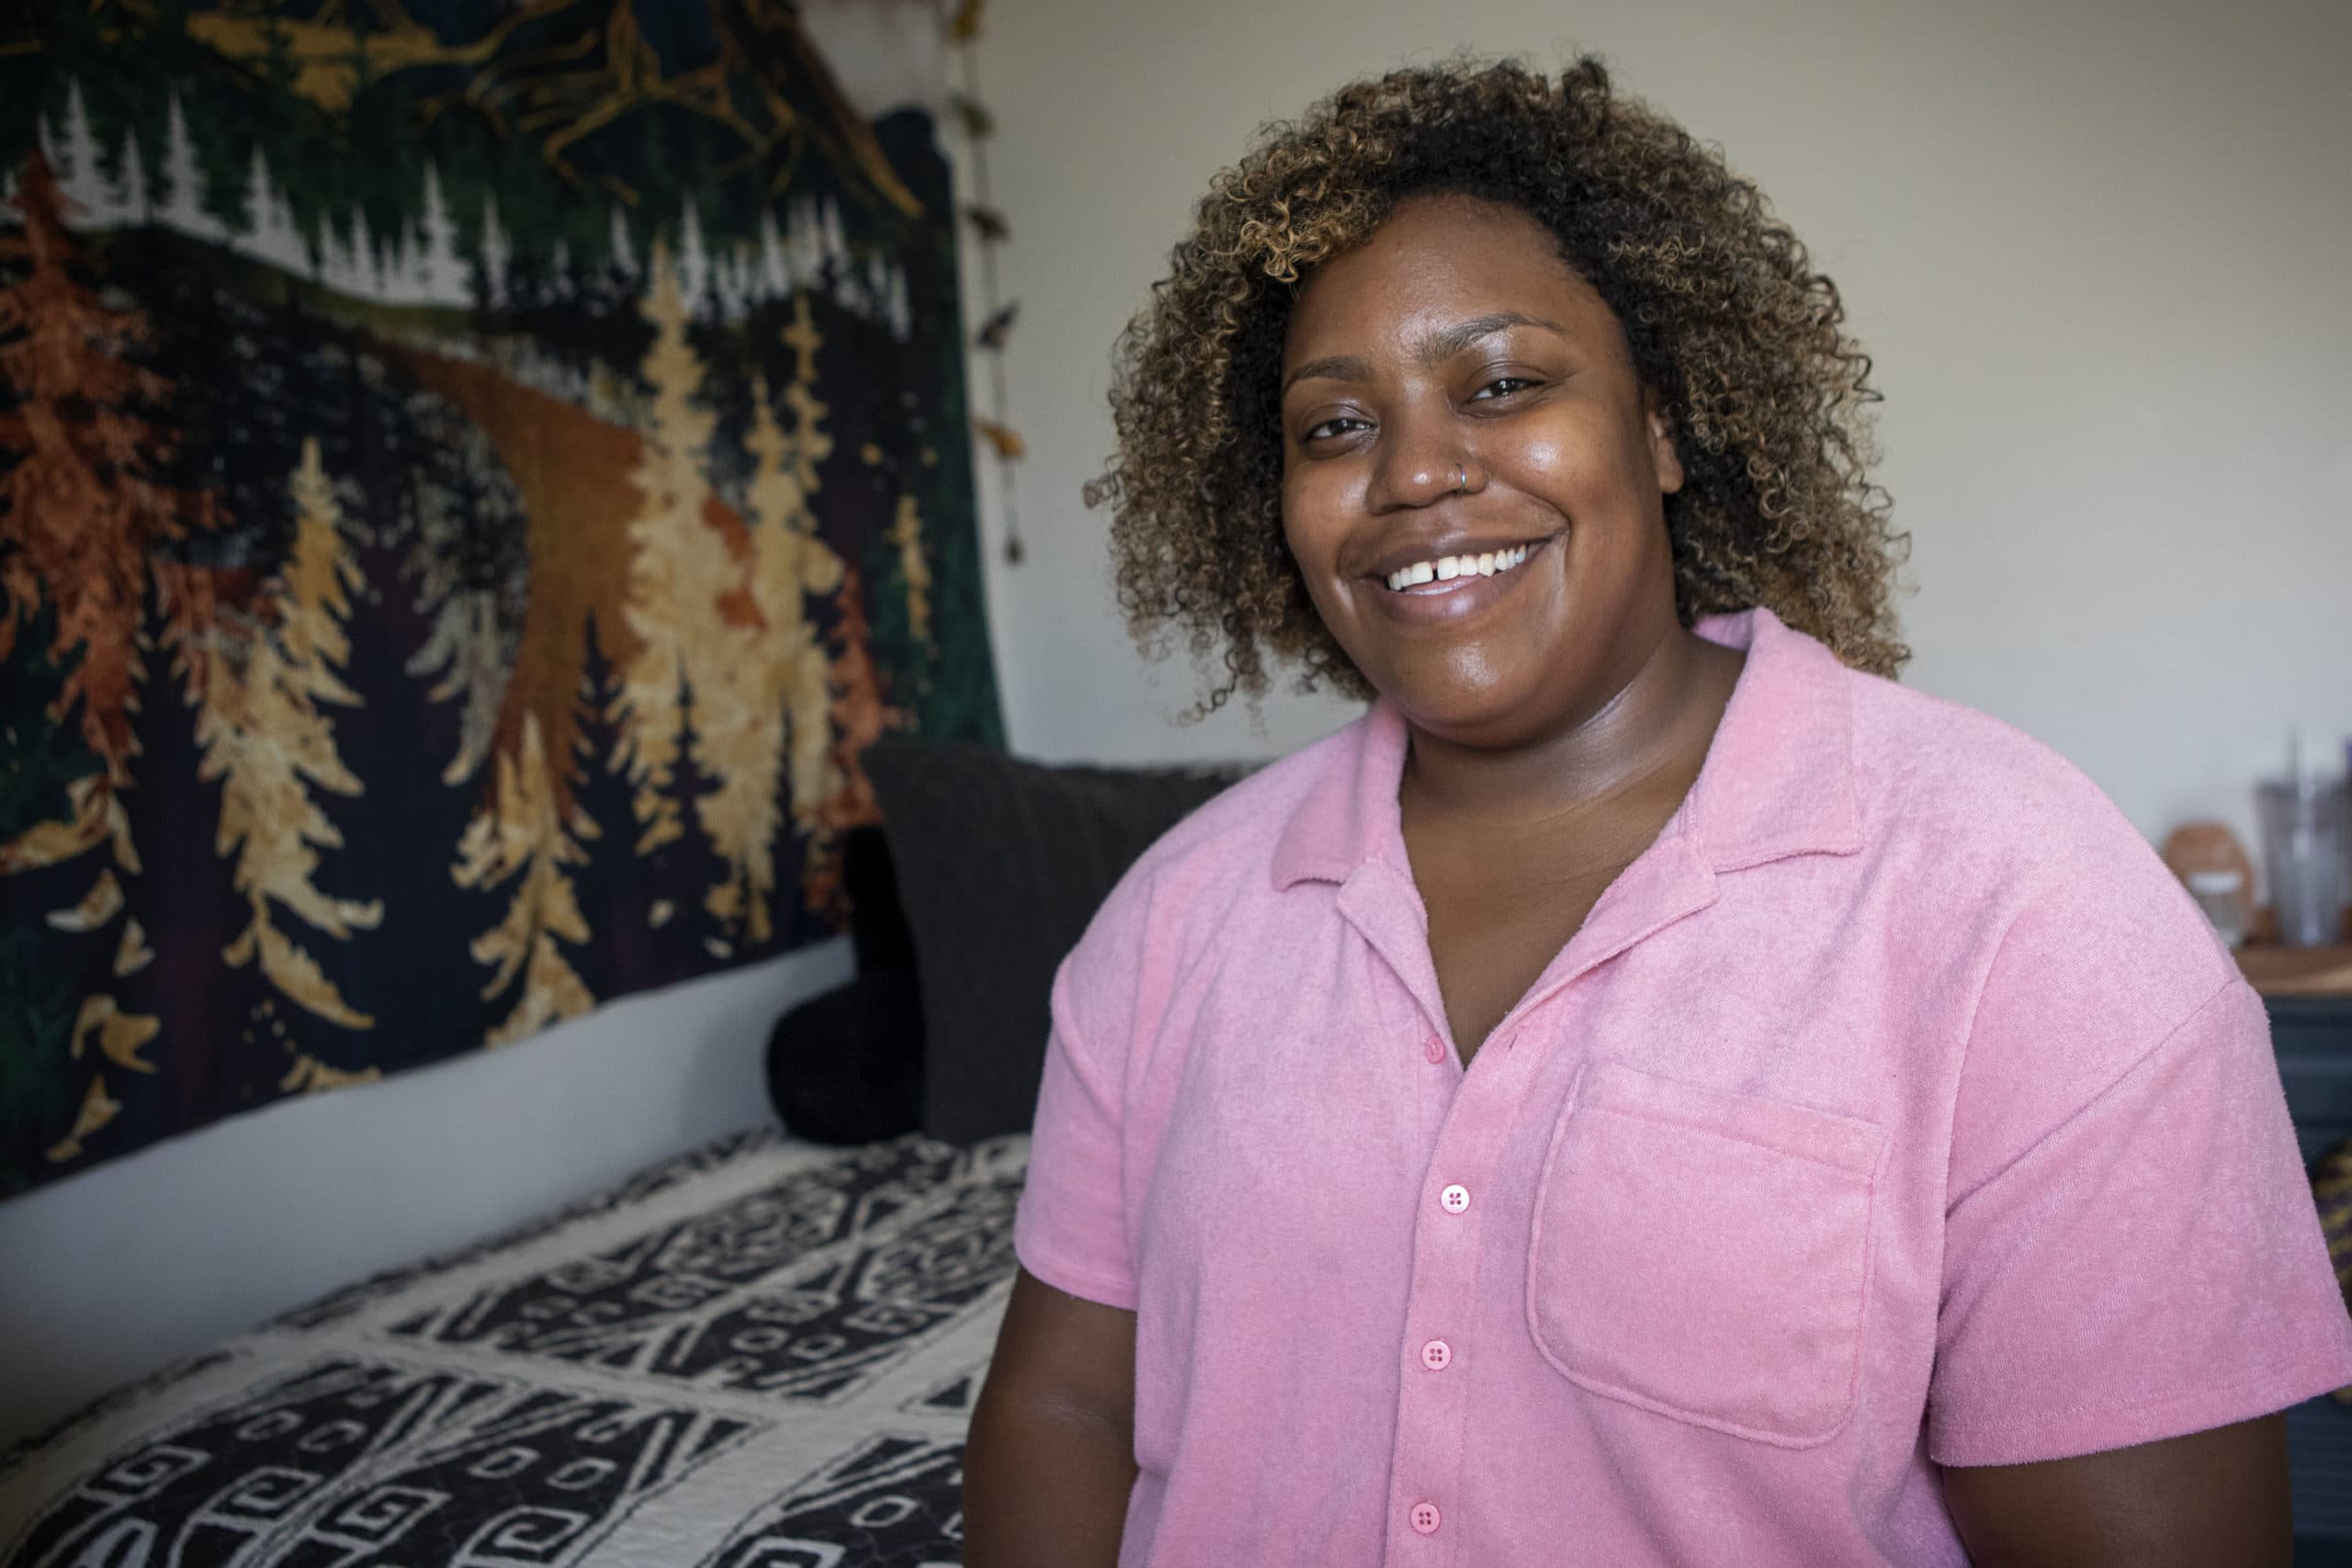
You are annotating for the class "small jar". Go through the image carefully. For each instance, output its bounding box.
[2186,869,2250,948]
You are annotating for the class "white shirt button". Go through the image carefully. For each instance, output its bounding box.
[1409,1500,1442,1535]
[1420,1338,1453,1371]
[1440,1184,1470,1213]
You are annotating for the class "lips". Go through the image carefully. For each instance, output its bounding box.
[1359,527,1560,596]
[1383,543,1532,592]
[1351,533,1561,627]
[1362,529,1555,582]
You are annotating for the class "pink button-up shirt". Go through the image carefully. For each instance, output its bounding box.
[1013,608,2352,1566]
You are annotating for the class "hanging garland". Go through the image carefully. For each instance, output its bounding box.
[948,0,1026,564]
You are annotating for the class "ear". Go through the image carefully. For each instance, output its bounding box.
[1645,392,1685,496]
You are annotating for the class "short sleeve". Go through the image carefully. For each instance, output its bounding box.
[1012,913,1143,1313]
[1929,898,2352,1466]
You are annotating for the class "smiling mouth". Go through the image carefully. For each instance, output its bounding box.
[1382,543,1534,593]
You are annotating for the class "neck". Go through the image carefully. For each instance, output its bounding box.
[1399,622,1741,830]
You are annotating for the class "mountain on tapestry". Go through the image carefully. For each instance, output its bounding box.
[0,0,1002,1197]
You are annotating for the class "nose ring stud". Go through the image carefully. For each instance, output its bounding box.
[1453,463,1468,495]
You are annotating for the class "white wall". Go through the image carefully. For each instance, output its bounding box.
[959,0,2352,863]
[11,0,2349,1460]
[0,941,850,1450]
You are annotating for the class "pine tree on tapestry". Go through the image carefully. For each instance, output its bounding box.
[608,208,639,285]
[413,163,463,305]
[234,146,306,276]
[111,132,154,229]
[613,237,740,856]
[696,389,789,948]
[802,567,901,917]
[452,713,595,1046]
[0,149,216,874]
[776,296,845,816]
[702,341,842,949]
[198,438,384,1030]
[653,680,732,966]
[571,615,633,830]
[476,191,511,310]
[34,82,97,218]
[401,411,534,791]
[676,197,712,320]
[155,92,228,245]
[256,345,485,1087]
[570,613,662,992]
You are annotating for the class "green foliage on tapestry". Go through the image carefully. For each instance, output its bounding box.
[0,922,81,1199]
[0,607,100,851]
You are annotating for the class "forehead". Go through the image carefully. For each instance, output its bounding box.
[1283,194,1616,362]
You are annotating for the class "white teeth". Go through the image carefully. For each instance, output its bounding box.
[1385,544,1535,592]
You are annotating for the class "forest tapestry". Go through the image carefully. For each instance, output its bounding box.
[0,1,1002,1198]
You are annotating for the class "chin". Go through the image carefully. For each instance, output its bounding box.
[1378,663,1562,751]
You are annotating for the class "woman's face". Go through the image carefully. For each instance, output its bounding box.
[1279,194,1686,751]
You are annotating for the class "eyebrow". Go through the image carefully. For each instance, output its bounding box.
[1281,310,1569,394]
[1424,310,1566,364]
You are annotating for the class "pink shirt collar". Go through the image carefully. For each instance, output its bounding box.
[1270,606,1865,894]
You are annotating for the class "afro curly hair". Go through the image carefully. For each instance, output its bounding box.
[1085,55,1909,710]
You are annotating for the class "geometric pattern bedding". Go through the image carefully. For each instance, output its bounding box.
[0,1130,1027,1565]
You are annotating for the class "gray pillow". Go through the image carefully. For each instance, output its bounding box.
[864,739,1238,1144]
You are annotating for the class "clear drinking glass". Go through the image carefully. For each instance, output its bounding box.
[2257,775,2348,947]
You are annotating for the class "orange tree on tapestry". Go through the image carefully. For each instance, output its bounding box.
[0,1,1002,1196]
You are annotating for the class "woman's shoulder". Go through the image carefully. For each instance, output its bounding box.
[1843,662,2150,863]
[1726,612,2156,894]
[1128,716,1369,881]
[1059,716,1372,981]
[1836,661,2239,1006]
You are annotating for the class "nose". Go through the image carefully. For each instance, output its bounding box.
[1364,402,1466,514]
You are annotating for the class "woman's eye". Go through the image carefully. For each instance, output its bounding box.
[1469,377,1537,402]
[1304,416,1367,442]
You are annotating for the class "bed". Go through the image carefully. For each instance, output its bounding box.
[0,745,1238,1568]
[0,1128,1024,1567]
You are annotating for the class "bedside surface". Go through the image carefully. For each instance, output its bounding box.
[2243,944,2352,998]
[2265,993,2352,1559]
[2272,993,2352,1162]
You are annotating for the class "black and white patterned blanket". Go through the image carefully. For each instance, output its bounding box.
[0,1129,1027,1566]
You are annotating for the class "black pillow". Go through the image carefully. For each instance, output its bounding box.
[764,826,926,1145]
[765,971,924,1145]
[864,739,1238,1145]
[840,825,917,974]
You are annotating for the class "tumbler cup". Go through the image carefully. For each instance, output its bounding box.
[2257,776,2348,947]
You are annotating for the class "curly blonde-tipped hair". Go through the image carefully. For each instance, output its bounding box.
[1085,56,1908,709]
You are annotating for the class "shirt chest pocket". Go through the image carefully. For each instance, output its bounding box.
[1526,1061,1887,1448]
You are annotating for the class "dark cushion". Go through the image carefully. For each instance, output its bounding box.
[841,825,917,973]
[766,970,925,1145]
[762,826,924,1144]
[865,739,1239,1145]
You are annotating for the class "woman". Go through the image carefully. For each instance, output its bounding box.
[964,58,2352,1566]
